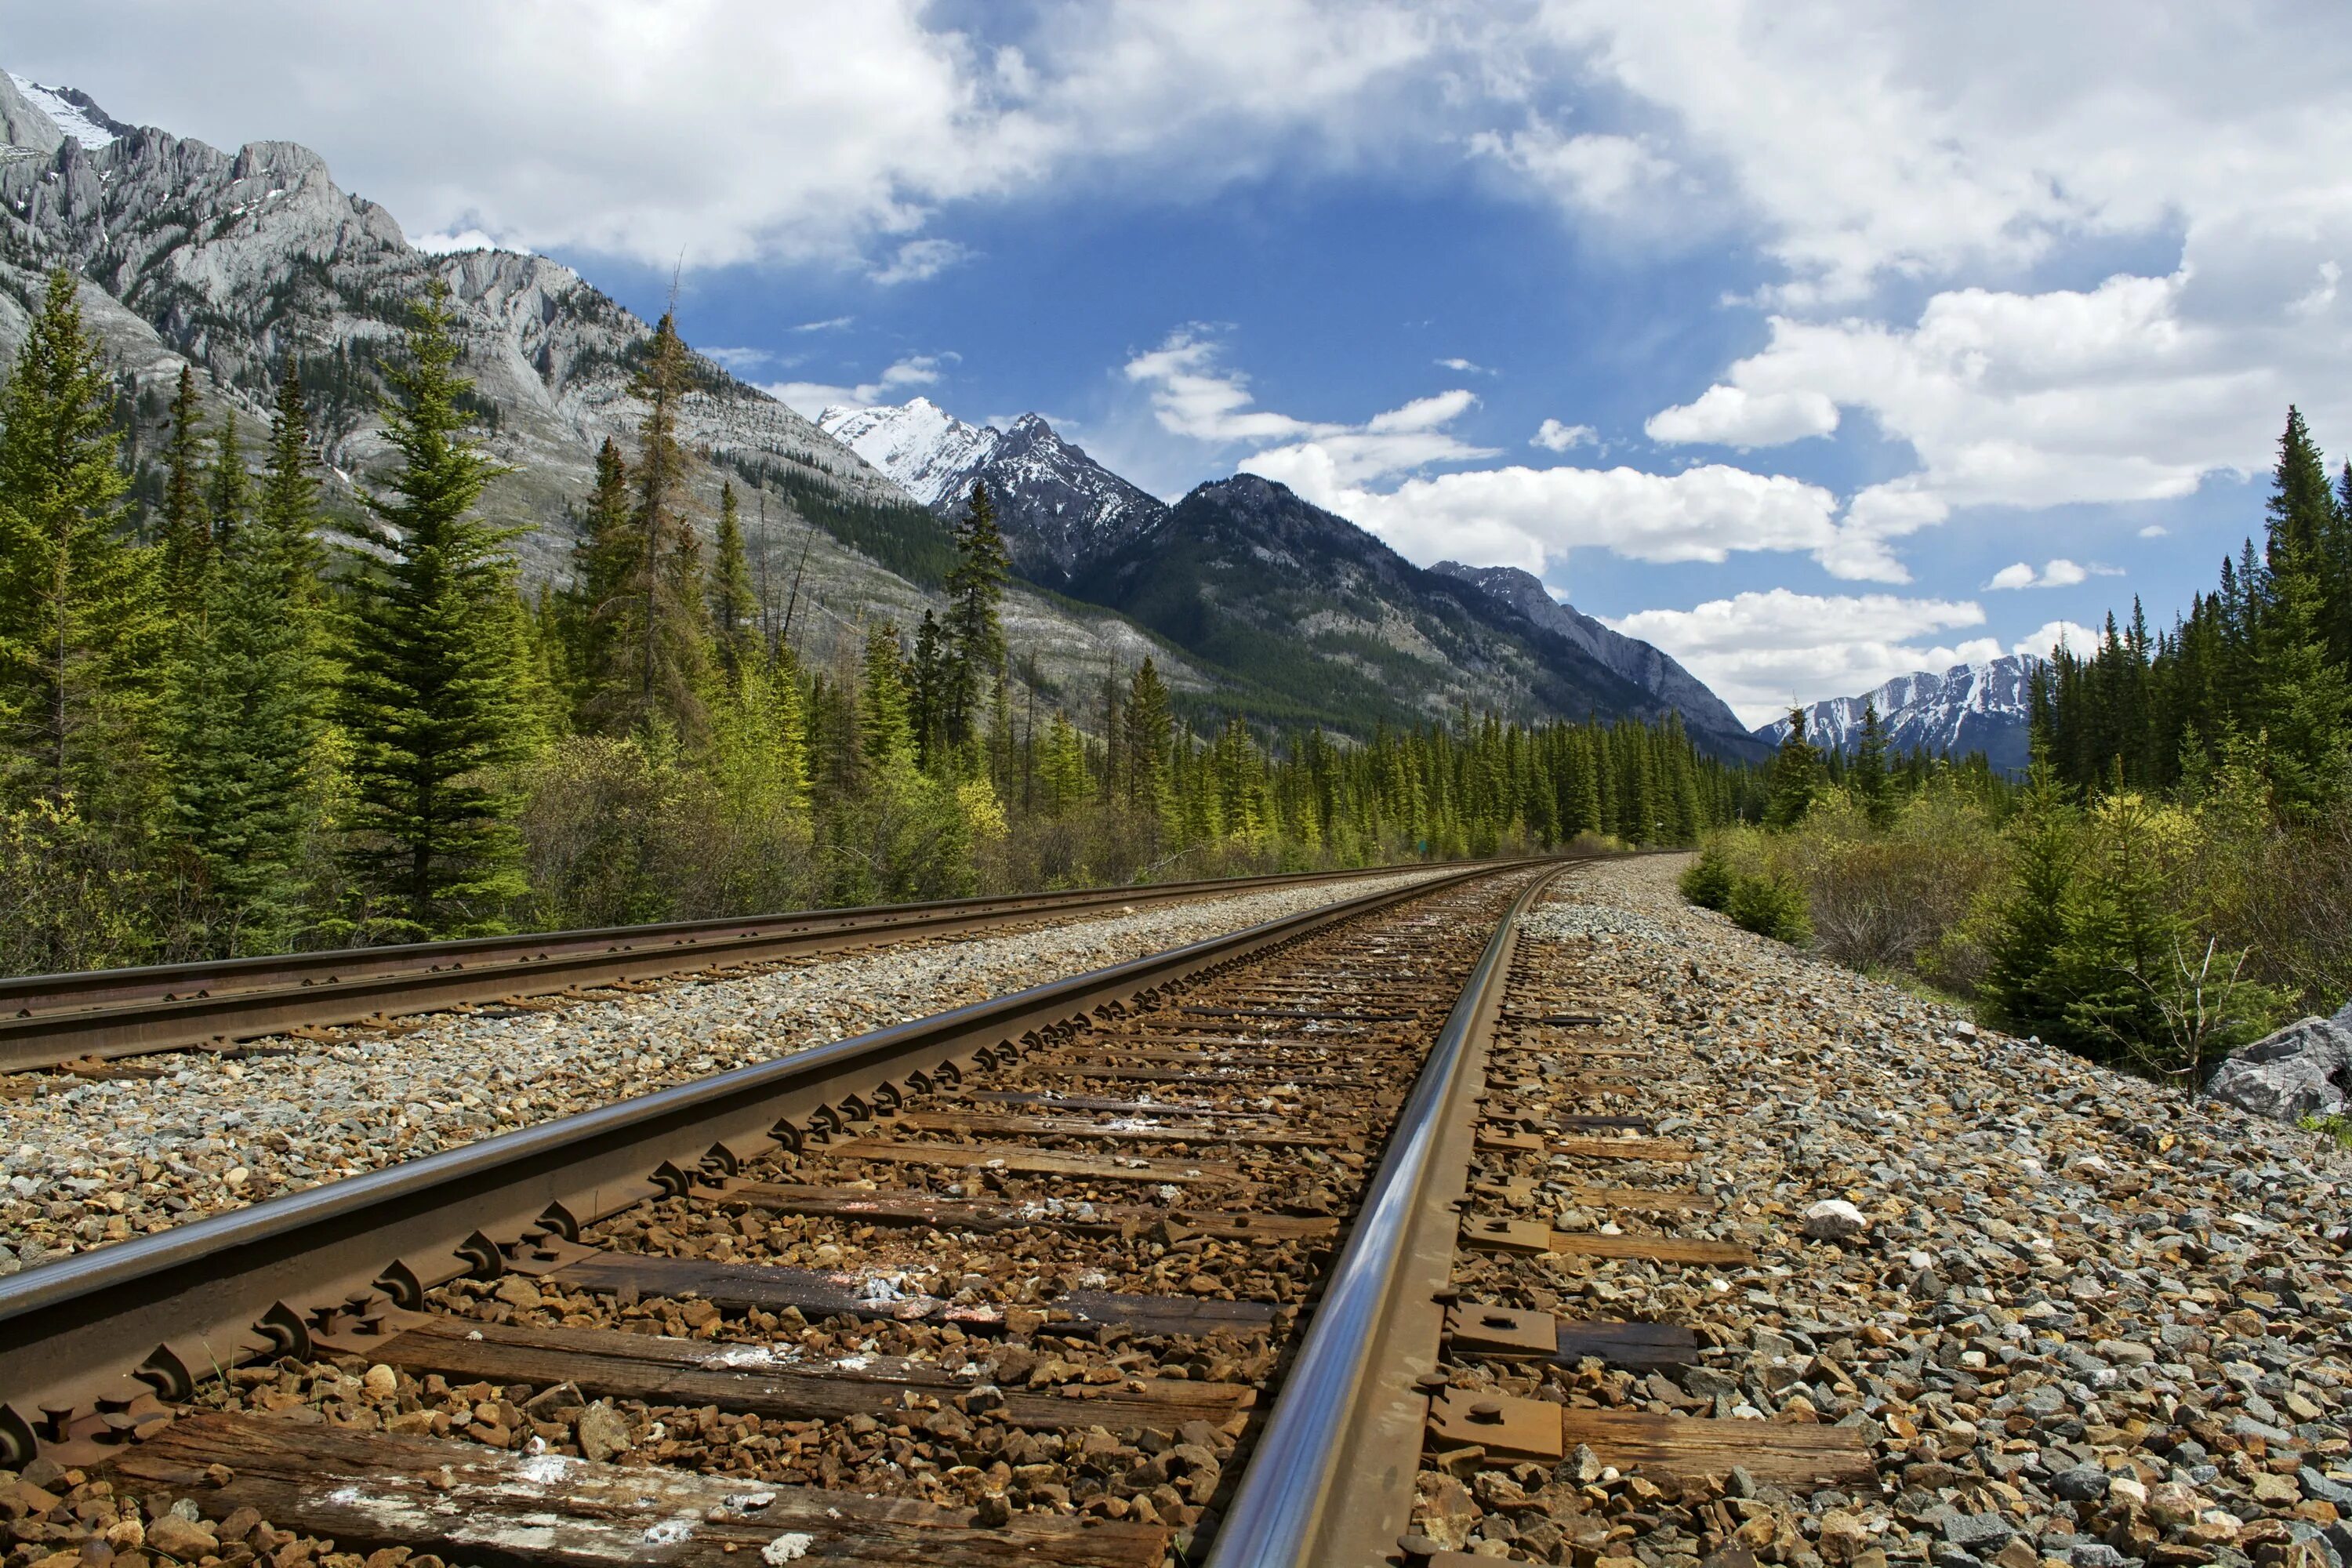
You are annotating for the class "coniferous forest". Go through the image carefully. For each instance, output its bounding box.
[0,273,1747,972]
[1687,405,2352,1091]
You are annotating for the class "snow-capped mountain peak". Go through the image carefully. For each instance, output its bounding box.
[1758,652,2042,772]
[5,74,126,151]
[818,397,1000,510]
[818,398,1166,585]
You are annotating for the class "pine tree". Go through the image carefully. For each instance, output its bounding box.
[1978,760,2079,1044]
[158,365,210,608]
[0,270,164,816]
[708,481,758,683]
[336,285,530,938]
[252,367,327,603]
[942,481,1010,754]
[1850,699,1894,828]
[586,314,707,738]
[857,622,916,774]
[207,408,249,544]
[1123,657,1174,823]
[1762,708,1822,829]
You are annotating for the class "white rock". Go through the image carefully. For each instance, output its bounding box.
[1802,1199,1871,1240]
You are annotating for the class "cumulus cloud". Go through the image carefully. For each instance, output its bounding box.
[869,238,971,285]
[768,353,951,418]
[1123,330,1497,485]
[2013,619,2100,659]
[1986,558,2095,590]
[1532,419,1598,452]
[1646,385,1838,448]
[1604,590,1994,727]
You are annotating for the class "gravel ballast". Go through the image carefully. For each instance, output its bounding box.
[0,870,1447,1270]
[1416,854,2351,1568]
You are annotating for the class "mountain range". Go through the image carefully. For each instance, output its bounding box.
[0,67,1762,753]
[1755,654,2042,774]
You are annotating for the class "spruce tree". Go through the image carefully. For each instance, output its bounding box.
[207,408,249,544]
[708,481,758,683]
[158,365,210,608]
[942,481,1011,753]
[1979,760,2079,1044]
[1851,699,1894,828]
[162,362,332,948]
[336,285,530,938]
[1123,657,1174,823]
[1762,708,1822,829]
[0,270,164,815]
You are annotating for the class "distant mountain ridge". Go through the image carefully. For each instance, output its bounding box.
[1758,654,2042,773]
[819,397,1167,586]
[1428,561,1754,750]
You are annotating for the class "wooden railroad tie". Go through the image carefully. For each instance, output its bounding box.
[814,1136,1242,1185]
[314,1315,1255,1433]
[886,1110,1335,1148]
[106,1412,1171,1567]
[1461,1215,1753,1267]
[1444,1302,1697,1370]
[1476,1130,1693,1162]
[701,1179,1341,1243]
[1422,1399,1873,1486]
[546,1252,1281,1339]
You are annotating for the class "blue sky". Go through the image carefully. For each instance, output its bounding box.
[10,0,2349,724]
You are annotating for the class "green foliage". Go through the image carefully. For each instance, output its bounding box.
[1725,866,1811,945]
[1763,709,1822,828]
[335,285,530,939]
[942,481,1011,755]
[0,271,165,824]
[1678,845,1734,909]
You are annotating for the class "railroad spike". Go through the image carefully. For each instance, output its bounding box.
[251,1301,314,1363]
[454,1230,506,1279]
[132,1343,194,1401]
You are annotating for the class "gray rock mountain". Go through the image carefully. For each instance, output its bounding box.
[820,397,1167,586]
[2205,1006,2352,1123]
[0,71,1204,695]
[1756,654,2041,773]
[1428,561,1752,750]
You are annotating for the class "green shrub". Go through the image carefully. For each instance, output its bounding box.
[1679,848,1736,910]
[1726,869,1812,946]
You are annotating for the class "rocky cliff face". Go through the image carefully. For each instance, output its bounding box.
[0,73,1207,699]
[820,398,1166,587]
[1428,561,1755,752]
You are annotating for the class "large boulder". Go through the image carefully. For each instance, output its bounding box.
[2204,1004,2352,1123]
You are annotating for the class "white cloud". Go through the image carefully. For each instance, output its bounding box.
[1123,329,1497,485]
[1532,419,1597,452]
[1644,384,1838,448]
[1436,357,1490,373]
[2138,524,2169,539]
[789,316,856,333]
[766,353,950,418]
[1604,589,1992,727]
[2013,619,2100,659]
[869,238,971,285]
[1986,558,2093,590]
[1255,456,1845,577]
[1471,121,1676,218]
[409,227,514,256]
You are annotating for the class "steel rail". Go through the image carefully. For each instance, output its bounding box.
[0,857,1543,1468]
[1205,861,1566,1568]
[0,860,1466,1074]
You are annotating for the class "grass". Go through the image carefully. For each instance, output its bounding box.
[2299,1112,2352,1149]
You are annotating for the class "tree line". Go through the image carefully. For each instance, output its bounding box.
[1686,406,2352,1088]
[0,270,1744,971]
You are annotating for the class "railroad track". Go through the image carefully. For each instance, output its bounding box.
[0,861,1457,1075]
[0,850,1849,1568]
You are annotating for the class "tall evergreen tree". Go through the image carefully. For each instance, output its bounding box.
[0,270,163,815]
[164,371,328,947]
[207,408,248,545]
[1850,699,1893,827]
[708,481,758,683]
[1762,708,1822,829]
[942,481,1011,753]
[158,365,210,608]
[336,286,530,938]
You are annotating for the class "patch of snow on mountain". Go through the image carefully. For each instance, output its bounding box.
[1758,653,2042,773]
[8,75,115,148]
[819,397,1000,509]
